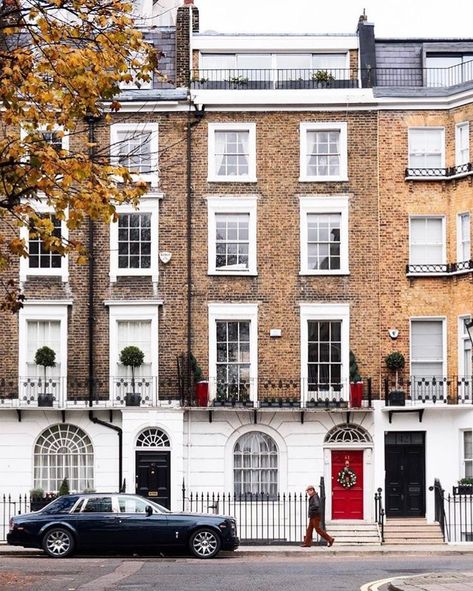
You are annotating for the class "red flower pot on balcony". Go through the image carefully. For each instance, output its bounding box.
[195,381,209,407]
[350,382,363,408]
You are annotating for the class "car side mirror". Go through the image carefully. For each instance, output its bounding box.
[145,505,153,517]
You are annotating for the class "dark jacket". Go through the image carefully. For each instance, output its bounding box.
[308,492,320,517]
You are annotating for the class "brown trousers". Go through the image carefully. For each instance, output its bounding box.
[303,515,333,545]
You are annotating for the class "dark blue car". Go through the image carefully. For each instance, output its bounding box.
[7,493,239,559]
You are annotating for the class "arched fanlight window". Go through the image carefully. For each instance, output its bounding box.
[136,428,170,448]
[233,432,278,497]
[34,424,94,493]
[324,424,372,444]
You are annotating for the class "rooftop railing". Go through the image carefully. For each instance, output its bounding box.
[191,60,473,90]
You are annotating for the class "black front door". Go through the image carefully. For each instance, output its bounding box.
[385,431,425,517]
[136,451,171,508]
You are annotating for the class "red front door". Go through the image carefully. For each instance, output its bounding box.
[331,450,363,519]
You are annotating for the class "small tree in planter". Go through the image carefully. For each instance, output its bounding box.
[311,69,335,87]
[349,351,363,408]
[34,346,56,406]
[59,477,70,496]
[119,346,144,406]
[385,351,406,406]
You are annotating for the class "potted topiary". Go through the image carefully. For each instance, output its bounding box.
[385,351,406,406]
[58,477,70,496]
[349,351,363,408]
[30,487,45,511]
[119,345,144,406]
[34,346,56,406]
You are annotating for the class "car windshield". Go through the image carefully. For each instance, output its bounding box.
[40,496,78,514]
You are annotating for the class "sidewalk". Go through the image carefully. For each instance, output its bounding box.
[2,541,473,557]
[387,571,473,591]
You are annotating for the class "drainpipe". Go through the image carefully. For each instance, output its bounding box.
[85,114,123,492]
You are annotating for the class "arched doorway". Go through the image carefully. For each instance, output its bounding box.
[324,423,373,520]
[135,428,171,508]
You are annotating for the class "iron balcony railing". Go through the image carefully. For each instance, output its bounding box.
[208,377,372,409]
[191,61,473,90]
[384,376,473,405]
[406,162,473,179]
[406,260,473,275]
[0,376,181,408]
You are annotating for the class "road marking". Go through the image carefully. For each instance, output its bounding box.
[77,561,145,591]
[360,576,394,591]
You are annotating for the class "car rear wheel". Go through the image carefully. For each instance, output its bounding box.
[189,528,221,559]
[42,527,75,558]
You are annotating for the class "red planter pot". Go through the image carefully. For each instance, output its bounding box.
[195,381,209,407]
[350,382,363,408]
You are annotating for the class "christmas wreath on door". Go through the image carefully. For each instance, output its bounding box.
[337,465,357,488]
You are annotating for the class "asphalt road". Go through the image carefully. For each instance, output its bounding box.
[1,554,472,591]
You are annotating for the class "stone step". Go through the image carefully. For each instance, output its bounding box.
[384,538,445,545]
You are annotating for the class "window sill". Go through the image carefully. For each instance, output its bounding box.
[208,271,258,277]
[299,176,348,183]
[207,176,257,183]
[299,270,349,276]
[21,271,68,282]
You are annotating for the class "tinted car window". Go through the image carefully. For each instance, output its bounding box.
[41,496,78,515]
[82,497,113,513]
[118,496,150,513]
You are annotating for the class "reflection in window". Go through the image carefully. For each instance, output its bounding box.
[82,497,113,513]
[29,215,62,270]
[306,130,340,177]
[118,213,151,269]
[215,213,249,270]
[307,213,341,270]
[216,320,250,399]
[307,320,342,390]
[234,432,278,497]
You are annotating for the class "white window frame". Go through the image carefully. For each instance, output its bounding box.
[461,429,473,479]
[407,127,445,170]
[458,315,472,379]
[109,194,161,283]
[20,125,69,154]
[19,200,69,282]
[18,301,70,400]
[207,122,257,183]
[299,195,349,275]
[457,212,471,263]
[455,122,470,167]
[408,215,446,270]
[299,122,348,182]
[110,123,159,187]
[208,303,258,401]
[299,303,350,404]
[107,303,160,401]
[409,317,447,377]
[207,196,257,276]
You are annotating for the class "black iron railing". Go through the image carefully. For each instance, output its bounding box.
[374,487,385,543]
[433,479,448,542]
[181,479,326,545]
[406,162,473,180]
[407,260,473,275]
[384,376,473,405]
[0,494,31,542]
[191,61,473,90]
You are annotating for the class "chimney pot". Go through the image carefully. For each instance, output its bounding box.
[183,0,194,5]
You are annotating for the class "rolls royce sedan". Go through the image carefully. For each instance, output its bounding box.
[7,493,239,559]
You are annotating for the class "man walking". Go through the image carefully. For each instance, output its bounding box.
[301,485,335,547]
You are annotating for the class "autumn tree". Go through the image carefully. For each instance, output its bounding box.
[0,0,159,310]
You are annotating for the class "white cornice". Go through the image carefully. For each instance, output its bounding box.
[104,300,163,306]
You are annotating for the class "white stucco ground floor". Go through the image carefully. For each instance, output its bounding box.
[0,402,471,526]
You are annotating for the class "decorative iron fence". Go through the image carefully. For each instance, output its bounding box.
[1,495,31,542]
[181,480,326,545]
[432,479,473,543]
[374,487,385,543]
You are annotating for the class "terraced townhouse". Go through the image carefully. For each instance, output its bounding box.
[1,0,473,544]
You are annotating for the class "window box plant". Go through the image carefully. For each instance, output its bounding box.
[311,69,335,88]
[119,346,144,406]
[455,478,473,494]
[385,351,406,406]
[35,346,56,406]
[349,351,363,408]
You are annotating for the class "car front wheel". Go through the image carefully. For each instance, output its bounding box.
[42,527,75,558]
[189,528,221,559]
